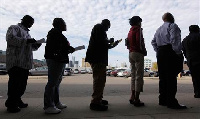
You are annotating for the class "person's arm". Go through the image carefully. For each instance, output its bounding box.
[32,43,42,51]
[6,26,27,47]
[151,34,158,53]
[169,23,182,54]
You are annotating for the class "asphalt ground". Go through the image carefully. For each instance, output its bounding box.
[0,74,199,119]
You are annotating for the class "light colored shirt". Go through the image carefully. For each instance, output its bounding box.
[151,22,182,54]
[6,23,39,70]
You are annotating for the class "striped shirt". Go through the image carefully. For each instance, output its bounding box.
[6,23,39,70]
[151,22,182,54]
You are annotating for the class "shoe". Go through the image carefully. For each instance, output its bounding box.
[90,103,108,111]
[133,100,144,107]
[7,107,21,113]
[101,100,108,105]
[167,104,187,109]
[159,102,167,106]
[56,103,67,109]
[129,99,134,104]
[194,94,200,98]
[18,101,28,108]
[45,107,61,114]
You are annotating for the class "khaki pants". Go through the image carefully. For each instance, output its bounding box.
[129,52,144,92]
[91,63,106,103]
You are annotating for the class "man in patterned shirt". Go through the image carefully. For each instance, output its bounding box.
[5,15,41,113]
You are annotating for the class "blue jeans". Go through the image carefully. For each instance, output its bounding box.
[44,59,65,109]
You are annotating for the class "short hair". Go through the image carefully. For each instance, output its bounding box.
[129,16,142,26]
[162,12,174,23]
[52,18,65,28]
[101,19,110,27]
[189,25,199,33]
[21,15,34,22]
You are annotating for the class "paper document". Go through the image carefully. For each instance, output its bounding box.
[36,38,46,43]
[75,45,85,51]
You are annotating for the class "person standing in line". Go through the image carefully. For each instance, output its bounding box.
[151,12,187,109]
[5,15,42,113]
[182,25,200,98]
[85,19,119,111]
[126,16,147,107]
[44,18,75,114]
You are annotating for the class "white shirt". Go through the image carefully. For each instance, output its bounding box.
[151,22,182,54]
[6,23,39,70]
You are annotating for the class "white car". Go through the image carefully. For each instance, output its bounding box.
[117,69,126,77]
[63,68,73,76]
[74,69,79,74]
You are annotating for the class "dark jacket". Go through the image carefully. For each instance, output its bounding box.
[44,28,73,63]
[127,26,146,55]
[85,24,116,65]
[182,33,200,67]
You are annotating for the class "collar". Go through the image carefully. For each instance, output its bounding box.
[18,23,30,31]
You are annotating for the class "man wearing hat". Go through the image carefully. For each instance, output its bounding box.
[5,15,41,113]
[182,25,200,98]
[127,16,147,107]
[151,12,187,109]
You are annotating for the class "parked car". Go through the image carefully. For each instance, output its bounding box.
[144,70,154,77]
[63,68,73,76]
[110,69,126,77]
[106,69,113,76]
[117,69,126,77]
[29,66,48,76]
[0,63,7,75]
[73,69,79,74]
[87,69,93,74]
[80,69,87,74]
[122,69,131,78]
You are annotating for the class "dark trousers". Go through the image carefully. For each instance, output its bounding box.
[157,45,183,106]
[189,63,200,96]
[5,67,29,107]
[91,63,106,104]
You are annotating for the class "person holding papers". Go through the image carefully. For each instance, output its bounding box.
[44,18,75,114]
[5,15,42,113]
[85,19,120,111]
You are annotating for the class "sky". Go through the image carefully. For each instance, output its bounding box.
[0,0,199,67]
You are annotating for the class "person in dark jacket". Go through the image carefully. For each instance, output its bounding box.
[85,19,119,111]
[182,25,200,98]
[127,16,146,107]
[44,18,75,114]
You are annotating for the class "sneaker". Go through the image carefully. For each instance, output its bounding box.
[56,103,67,109]
[90,103,108,111]
[45,107,61,114]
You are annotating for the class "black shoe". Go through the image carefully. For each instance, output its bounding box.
[159,102,167,106]
[7,107,21,113]
[167,104,187,109]
[194,94,200,98]
[129,99,134,104]
[90,103,108,111]
[18,101,28,108]
[101,100,108,105]
[133,100,144,107]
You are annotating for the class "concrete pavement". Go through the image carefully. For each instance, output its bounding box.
[0,75,200,119]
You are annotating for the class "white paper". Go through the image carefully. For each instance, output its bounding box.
[36,38,46,43]
[75,45,85,51]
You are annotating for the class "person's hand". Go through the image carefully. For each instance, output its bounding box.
[109,38,114,43]
[27,38,36,44]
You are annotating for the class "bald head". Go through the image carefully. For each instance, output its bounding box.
[162,12,175,23]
